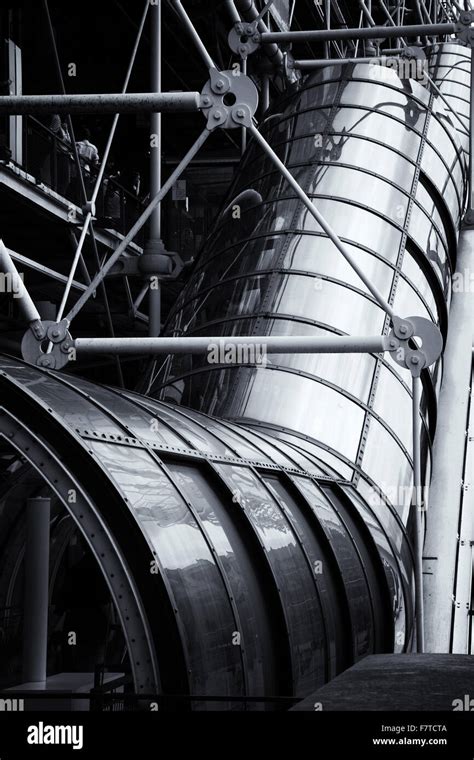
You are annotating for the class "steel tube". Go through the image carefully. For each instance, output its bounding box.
[42,0,124,386]
[224,0,241,24]
[0,92,201,115]
[55,0,150,326]
[0,240,42,325]
[91,0,150,210]
[248,123,397,321]
[172,0,216,70]
[260,22,456,44]
[149,1,162,241]
[412,374,425,654]
[471,47,474,211]
[424,227,474,653]
[7,247,88,292]
[294,55,398,69]
[73,334,390,356]
[235,0,284,66]
[426,72,470,134]
[22,497,51,684]
[65,128,210,324]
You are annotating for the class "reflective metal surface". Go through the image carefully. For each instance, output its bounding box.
[0,354,400,704]
[152,61,466,527]
[428,43,471,162]
[0,48,469,708]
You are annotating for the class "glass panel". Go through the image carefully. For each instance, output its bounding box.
[90,442,243,701]
[330,109,422,161]
[341,486,407,653]
[297,199,403,255]
[284,232,399,274]
[62,379,189,449]
[421,144,461,219]
[232,370,365,462]
[270,275,386,335]
[415,184,449,249]
[263,475,330,680]
[131,397,236,457]
[256,436,330,475]
[401,255,440,315]
[392,276,434,325]
[214,464,327,694]
[308,166,409,223]
[190,415,277,463]
[168,464,271,698]
[292,476,374,659]
[356,477,414,605]
[272,431,354,480]
[1,365,125,437]
[373,367,413,451]
[361,420,413,522]
[426,118,459,176]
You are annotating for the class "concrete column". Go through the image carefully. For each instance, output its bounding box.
[23,497,51,683]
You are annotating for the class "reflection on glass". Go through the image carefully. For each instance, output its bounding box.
[214,464,327,694]
[90,442,243,701]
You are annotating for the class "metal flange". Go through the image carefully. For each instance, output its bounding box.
[455,10,474,46]
[228,21,260,59]
[21,319,72,370]
[388,316,443,377]
[200,68,259,130]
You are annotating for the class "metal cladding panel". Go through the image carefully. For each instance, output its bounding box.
[153,62,466,526]
[428,43,471,162]
[0,355,401,703]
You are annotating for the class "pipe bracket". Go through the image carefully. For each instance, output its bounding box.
[388,316,443,378]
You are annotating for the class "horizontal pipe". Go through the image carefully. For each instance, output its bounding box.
[261,22,456,44]
[73,335,390,356]
[0,92,201,115]
[294,56,397,69]
[235,0,284,66]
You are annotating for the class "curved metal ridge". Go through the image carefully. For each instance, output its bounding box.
[0,354,411,702]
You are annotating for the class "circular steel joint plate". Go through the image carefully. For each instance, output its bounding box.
[389,316,443,376]
[21,320,72,370]
[455,11,474,46]
[201,69,259,130]
[228,22,260,58]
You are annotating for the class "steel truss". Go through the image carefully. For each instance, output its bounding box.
[0,0,472,655]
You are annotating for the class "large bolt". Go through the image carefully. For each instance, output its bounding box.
[32,324,46,340]
[213,110,222,120]
[245,25,254,35]
[399,325,408,335]
[38,356,53,368]
[215,80,225,91]
[410,356,420,366]
[202,96,211,106]
[236,108,245,119]
[51,328,61,338]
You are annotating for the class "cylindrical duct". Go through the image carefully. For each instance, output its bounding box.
[153,60,467,527]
